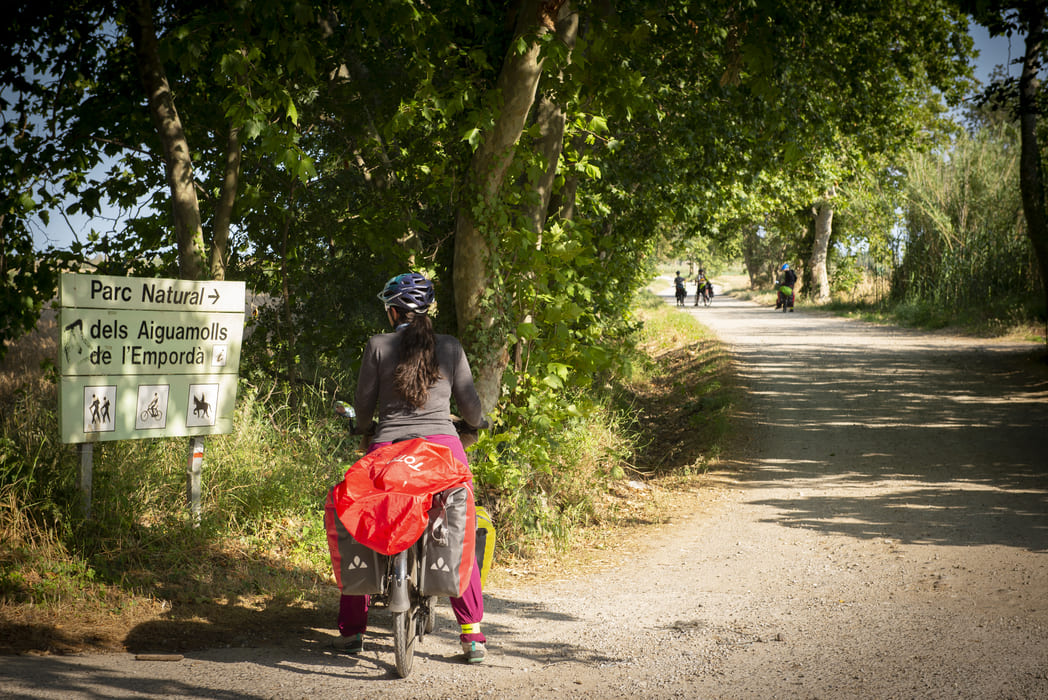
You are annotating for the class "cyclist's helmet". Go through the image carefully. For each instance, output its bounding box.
[781,263,790,270]
[378,272,435,312]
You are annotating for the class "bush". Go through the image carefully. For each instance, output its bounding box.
[470,392,633,557]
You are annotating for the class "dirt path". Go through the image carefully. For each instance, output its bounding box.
[3,289,1047,699]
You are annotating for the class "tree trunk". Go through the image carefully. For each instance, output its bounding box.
[741,224,762,287]
[525,4,578,234]
[1017,5,1048,339]
[551,174,578,221]
[514,7,578,373]
[514,96,564,374]
[809,188,835,302]
[210,125,241,281]
[126,0,207,281]
[525,96,569,235]
[453,0,564,413]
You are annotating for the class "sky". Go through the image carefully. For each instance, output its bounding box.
[30,21,1031,253]
[968,21,1025,85]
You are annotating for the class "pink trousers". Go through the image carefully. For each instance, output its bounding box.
[337,434,486,643]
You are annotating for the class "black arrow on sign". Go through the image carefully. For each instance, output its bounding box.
[208,289,220,304]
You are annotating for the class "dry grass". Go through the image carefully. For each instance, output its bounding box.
[1,307,58,406]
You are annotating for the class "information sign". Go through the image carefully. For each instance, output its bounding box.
[58,273,246,443]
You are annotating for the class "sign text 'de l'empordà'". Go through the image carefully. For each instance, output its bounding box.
[58,273,246,443]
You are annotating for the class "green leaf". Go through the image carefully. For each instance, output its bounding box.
[462,128,481,149]
[515,321,538,340]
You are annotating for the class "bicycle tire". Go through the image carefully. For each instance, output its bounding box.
[423,596,437,634]
[702,292,712,307]
[392,609,415,677]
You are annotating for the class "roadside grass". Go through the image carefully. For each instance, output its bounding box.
[0,287,740,653]
[621,290,738,476]
[726,273,1045,343]
[491,288,742,579]
[0,367,353,653]
[821,297,1046,343]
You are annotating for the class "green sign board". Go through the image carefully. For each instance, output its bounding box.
[58,273,246,443]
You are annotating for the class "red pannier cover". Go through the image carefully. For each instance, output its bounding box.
[328,438,473,556]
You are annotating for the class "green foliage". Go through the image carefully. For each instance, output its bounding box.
[894,122,1041,318]
[4,0,991,381]
[829,254,867,296]
[470,387,635,557]
[0,143,65,360]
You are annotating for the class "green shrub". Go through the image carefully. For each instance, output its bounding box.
[470,389,634,557]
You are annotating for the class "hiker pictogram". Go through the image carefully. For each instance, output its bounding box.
[82,386,116,433]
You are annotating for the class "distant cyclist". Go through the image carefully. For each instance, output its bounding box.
[775,263,797,312]
[694,269,713,306]
[673,271,687,306]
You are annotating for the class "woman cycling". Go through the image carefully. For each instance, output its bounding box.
[335,272,489,663]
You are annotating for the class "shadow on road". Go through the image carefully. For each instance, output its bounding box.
[0,653,274,700]
[681,293,1048,553]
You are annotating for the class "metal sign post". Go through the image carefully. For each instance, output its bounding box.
[79,443,93,519]
[186,436,205,526]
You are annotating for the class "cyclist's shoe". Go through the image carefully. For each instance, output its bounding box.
[461,640,485,663]
[334,633,363,654]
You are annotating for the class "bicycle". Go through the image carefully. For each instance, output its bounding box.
[699,284,713,307]
[385,526,439,676]
[675,285,687,307]
[331,402,476,678]
[774,281,795,312]
[140,404,161,421]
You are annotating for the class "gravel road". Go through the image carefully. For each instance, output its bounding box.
[3,288,1047,699]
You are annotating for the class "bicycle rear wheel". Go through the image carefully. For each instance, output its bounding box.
[392,609,416,677]
[423,596,437,634]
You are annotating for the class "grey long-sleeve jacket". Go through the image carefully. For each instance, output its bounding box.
[353,330,484,445]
